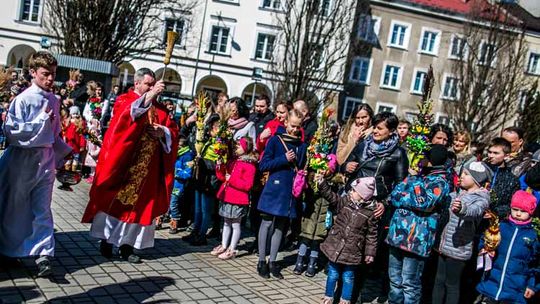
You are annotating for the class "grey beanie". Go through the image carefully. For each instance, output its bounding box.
[464,161,493,187]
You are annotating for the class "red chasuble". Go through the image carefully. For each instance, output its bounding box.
[82,90,179,226]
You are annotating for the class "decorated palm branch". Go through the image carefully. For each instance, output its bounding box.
[214,105,233,163]
[194,91,208,157]
[307,107,336,192]
[477,209,501,271]
[406,65,435,171]
[65,69,80,94]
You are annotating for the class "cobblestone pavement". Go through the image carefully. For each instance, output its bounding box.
[0,182,385,304]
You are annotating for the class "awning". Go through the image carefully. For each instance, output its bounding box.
[54,54,119,76]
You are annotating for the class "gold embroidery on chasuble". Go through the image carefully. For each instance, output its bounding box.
[115,106,159,206]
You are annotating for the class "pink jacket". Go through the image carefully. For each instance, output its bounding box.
[216,155,257,205]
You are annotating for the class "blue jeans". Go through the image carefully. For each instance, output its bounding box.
[193,190,214,235]
[388,247,426,304]
[325,261,356,301]
[169,192,182,220]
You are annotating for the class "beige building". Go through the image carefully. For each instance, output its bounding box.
[340,0,540,125]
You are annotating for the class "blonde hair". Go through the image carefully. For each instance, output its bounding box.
[454,130,472,154]
[86,80,97,97]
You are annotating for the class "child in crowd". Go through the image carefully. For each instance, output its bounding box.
[183,114,221,246]
[167,134,194,234]
[210,137,257,259]
[476,190,539,304]
[59,106,86,191]
[293,154,338,278]
[84,118,101,184]
[316,175,379,304]
[432,161,492,304]
[386,145,451,304]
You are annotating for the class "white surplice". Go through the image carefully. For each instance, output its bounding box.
[0,83,71,258]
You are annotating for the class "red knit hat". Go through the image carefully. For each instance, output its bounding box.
[511,190,537,215]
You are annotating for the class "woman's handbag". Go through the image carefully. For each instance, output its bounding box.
[277,135,307,198]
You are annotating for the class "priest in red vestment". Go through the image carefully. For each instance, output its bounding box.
[82,68,179,263]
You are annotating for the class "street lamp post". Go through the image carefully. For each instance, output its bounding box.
[191,0,209,98]
[251,67,263,106]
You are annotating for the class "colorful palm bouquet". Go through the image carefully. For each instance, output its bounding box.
[65,69,80,95]
[406,66,435,172]
[88,97,103,121]
[214,106,233,163]
[307,107,336,192]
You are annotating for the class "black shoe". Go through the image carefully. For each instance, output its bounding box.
[305,258,317,277]
[119,245,141,264]
[100,240,113,258]
[247,242,258,255]
[293,255,306,275]
[126,254,141,264]
[37,259,52,277]
[181,232,197,243]
[269,262,284,279]
[190,235,207,246]
[257,261,270,279]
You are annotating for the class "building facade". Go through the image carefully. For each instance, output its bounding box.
[0,0,352,107]
[340,0,540,125]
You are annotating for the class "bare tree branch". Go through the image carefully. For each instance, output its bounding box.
[269,0,359,109]
[444,0,530,141]
[44,0,197,65]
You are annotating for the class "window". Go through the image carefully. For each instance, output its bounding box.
[449,35,467,59]
[163,19,185,47]
[254,33,276,60]
[405,112,418,123]
[442,75,459,100]
[342,97,364,120]
[358,15,381,43]
[209,26,230,54]
[380,64,402,90]
[419,28,440,55]
[411,70,427,95]
[388,21,411,49]
[527,52,540,75]
[20,0,41,22]
[437,114,450,125]
[376,102,396,113]
[478,42,496,66]
[261,0,281,10]
[318,0,332,17]
[307,42,325,69]
[349,57,372,84]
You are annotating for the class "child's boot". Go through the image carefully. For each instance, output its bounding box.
[293,254,306,275]
[71,160,79,172]
[169,219,179,234]
[305,256,317,277]
[155,216,163,230]
[65,160,72,171]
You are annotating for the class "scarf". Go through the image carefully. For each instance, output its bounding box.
[509,215,532,225]
[361,133,399,161]
[177,146,190,157]
[228,117,249,130]
[280,132,302,144]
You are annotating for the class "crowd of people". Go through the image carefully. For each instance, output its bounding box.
[0,52,539,304]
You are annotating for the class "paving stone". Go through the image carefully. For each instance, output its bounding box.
[4,182,387,304]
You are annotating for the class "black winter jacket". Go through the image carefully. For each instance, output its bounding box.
[249,111,275,138]
[341,141,409,200]
[489,164,520,219]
